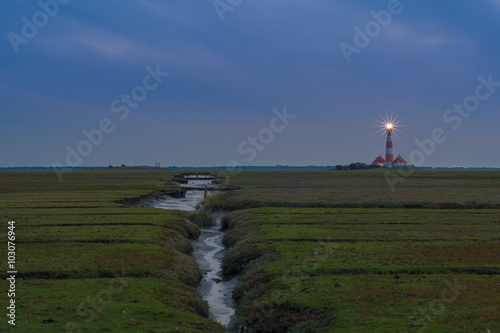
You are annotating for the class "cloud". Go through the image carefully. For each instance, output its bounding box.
[33,14,242,76]
[36,18,169,63]
[384,22,471,49]
[488,0,500,10]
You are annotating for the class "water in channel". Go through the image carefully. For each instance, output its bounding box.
[154,178,237,328]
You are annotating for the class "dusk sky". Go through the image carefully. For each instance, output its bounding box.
[2,0,500,168]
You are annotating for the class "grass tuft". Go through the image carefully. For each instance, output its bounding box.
[185,210,215,228]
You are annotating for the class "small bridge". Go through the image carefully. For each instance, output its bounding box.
[180,185,240,191]
[177,173,216,181]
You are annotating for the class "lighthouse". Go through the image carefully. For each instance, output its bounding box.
[384,124,394,167]
[371,121,408,168]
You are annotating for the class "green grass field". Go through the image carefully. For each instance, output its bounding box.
[1,168,499,332]
[0,169,227,332]
[218,169,500,332]
[218,169,500,209]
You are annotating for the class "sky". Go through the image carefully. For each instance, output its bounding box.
[1,0,500,168]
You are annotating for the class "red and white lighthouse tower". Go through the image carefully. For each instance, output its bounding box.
[371,118,409,167]
[385,124,394,165]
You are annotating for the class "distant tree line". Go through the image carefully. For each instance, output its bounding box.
[335,163,381,170]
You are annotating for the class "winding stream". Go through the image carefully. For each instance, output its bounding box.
[154,178,237,328]
[193,212,237,327]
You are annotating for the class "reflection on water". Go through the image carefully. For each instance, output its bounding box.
[180,179,221,190]
[154,190,205,211]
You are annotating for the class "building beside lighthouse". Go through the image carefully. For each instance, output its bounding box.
[371,155,385,166]
[370,155,408,167]
[393,155,408,167]
[371,124,408,167]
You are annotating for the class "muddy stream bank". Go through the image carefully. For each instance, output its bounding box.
[153,178,237,329]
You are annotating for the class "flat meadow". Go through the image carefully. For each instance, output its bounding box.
[219,169,500,209]
[1,168,499,332]
[217,169,500,332]
[0,168,227,332]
